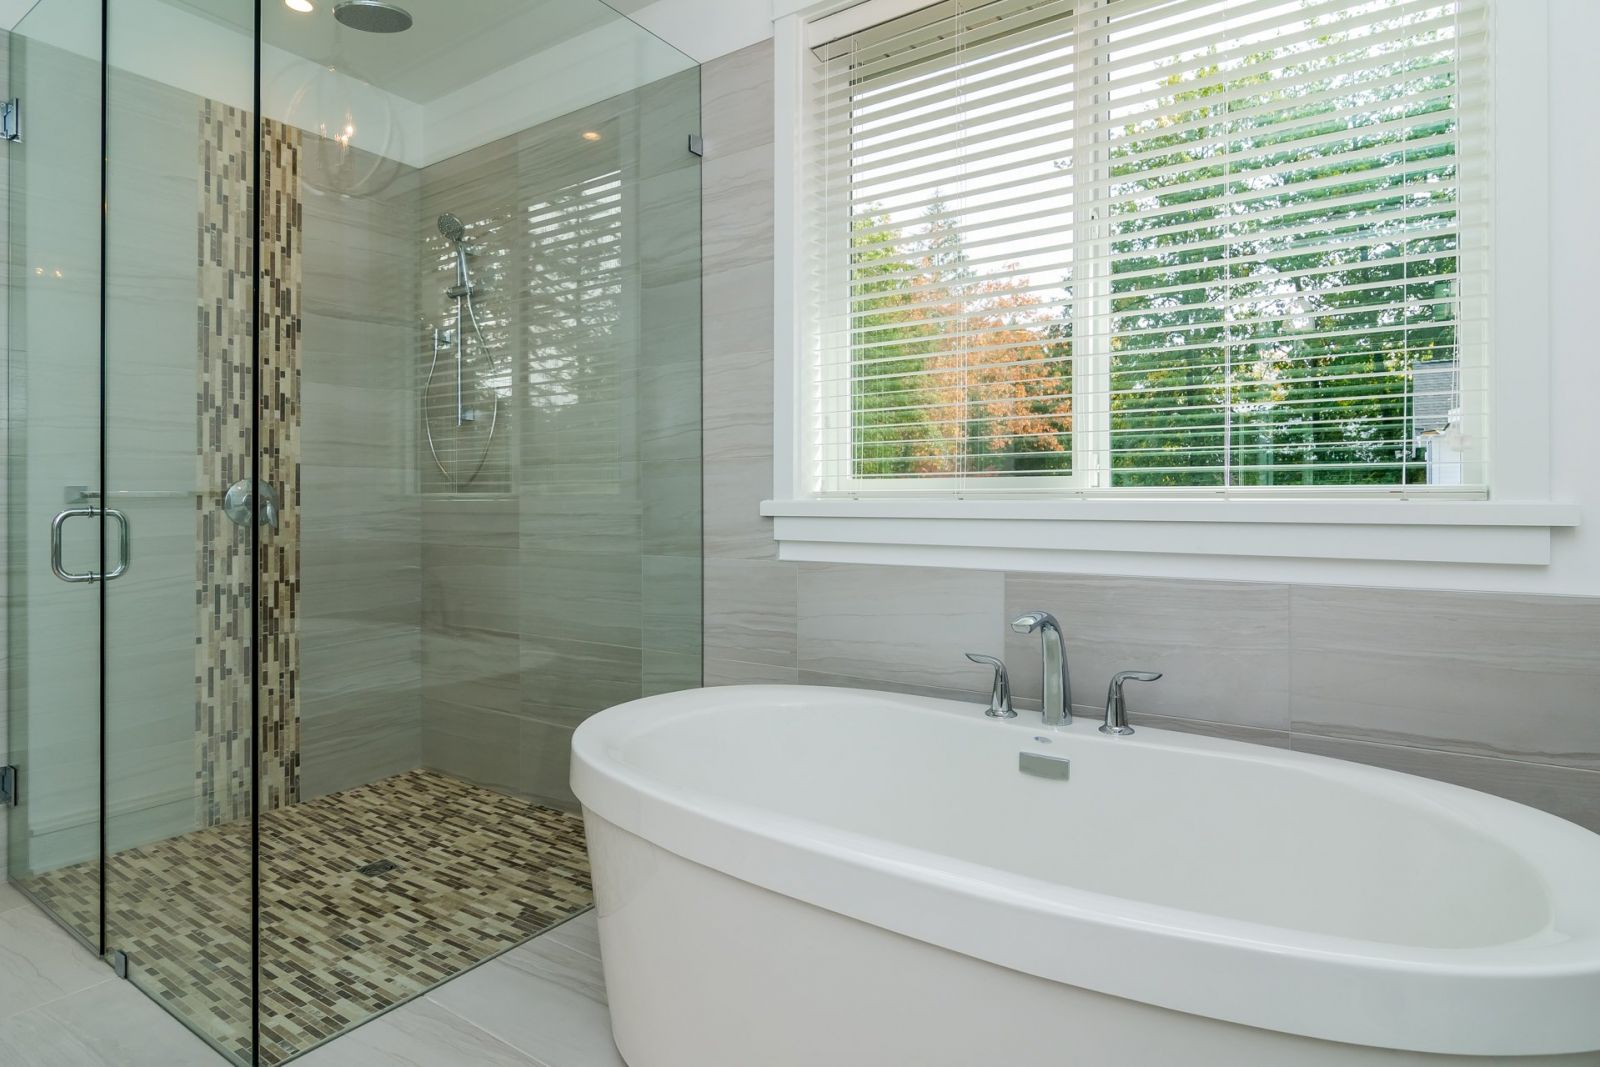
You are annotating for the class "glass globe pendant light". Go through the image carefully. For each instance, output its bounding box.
[280,3,408,197]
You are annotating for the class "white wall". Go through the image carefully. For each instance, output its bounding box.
[1542,0,1600,597]
[754,0,1600,597]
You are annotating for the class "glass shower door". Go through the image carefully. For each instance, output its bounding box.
[6,1,259,1061]
[4,0,108,954]
[100,0,257,1060]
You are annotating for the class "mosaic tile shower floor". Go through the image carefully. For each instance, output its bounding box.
[20,769,593,1065]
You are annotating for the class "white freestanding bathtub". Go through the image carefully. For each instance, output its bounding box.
[571,685,1600,1066]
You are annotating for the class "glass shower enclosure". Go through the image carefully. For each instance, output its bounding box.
[3,1,701,1062]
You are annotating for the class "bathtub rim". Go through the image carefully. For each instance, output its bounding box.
[571,684,1600,1057]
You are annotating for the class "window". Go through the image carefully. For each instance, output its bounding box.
[806,0,1490,497]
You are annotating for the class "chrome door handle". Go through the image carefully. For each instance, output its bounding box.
[105,508,131,580]
[50,506,131,583]
[50,507,97,583]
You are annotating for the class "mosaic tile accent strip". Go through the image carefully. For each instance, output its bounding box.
[197,101,304,823]
[21,770,593,1066]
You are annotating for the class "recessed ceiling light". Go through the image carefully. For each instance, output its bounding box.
[286,0,315,12]
[581,131,602,142]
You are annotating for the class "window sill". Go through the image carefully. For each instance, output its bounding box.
[759,498,1581,568]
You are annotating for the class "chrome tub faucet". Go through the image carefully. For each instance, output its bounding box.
[1010,611,1072,727]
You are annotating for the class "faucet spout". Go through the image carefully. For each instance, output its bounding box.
[1009,611,1072,726]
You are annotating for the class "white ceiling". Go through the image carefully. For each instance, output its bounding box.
[0,0,776,68]
[0,0,32,28]
[623,0,774,62]
[174,0,637,102]
[0,0,773,169]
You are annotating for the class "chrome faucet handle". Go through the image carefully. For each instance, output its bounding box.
[1102,670,1162,736]
[965,653,1017,719]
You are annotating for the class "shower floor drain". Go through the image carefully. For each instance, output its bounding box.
[355,860,399,877]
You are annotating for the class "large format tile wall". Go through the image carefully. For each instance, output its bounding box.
[298,158,425,800]
[416,69,703,811]
[699,41,1600,833]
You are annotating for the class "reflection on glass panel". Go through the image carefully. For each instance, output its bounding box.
[97,0,259,1061]
[256,2,701,1062]
[4,1,700,1061]
[4,0,106,954]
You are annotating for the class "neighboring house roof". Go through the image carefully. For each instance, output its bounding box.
[1412,361,1460,434]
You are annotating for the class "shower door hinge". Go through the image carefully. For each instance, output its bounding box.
[687,133,704,158]
[110,949,129,980]
[1,99,20,143]
[0,765,16,807]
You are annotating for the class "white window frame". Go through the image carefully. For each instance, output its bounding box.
[768,0,1578,571]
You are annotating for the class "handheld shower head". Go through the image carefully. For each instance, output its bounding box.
[438,213,468,243]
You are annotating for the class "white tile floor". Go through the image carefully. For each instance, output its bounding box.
[0,879,624,1067]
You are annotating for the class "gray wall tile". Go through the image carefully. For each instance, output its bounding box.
[702,264,775,423]
[797,670,986,706]
[703,447,775,560]
[642,649,702,697]
[705,659,801,686]
[423,545,523,636]
[700,144,774,277]
[299,159,425,799]
[797,563,1002,692]
[702,40,775,156]
[1290,733,1600,833]
[521,551,644,647]
[422,703,525,799]
[521,636,645,730]
[1005,573,1292,731]
[423,628,523,719]
[1137,714,1292,749]
[642,459,703,558]
[418,67,704,796]
[704,559,797,667]
[301,690,422,801]
[699,44,776,568]
[519,718,581,812]
[643,555,703,659]
[1290,586,1600,770]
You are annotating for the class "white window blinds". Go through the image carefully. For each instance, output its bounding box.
[808,0,1490,496]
